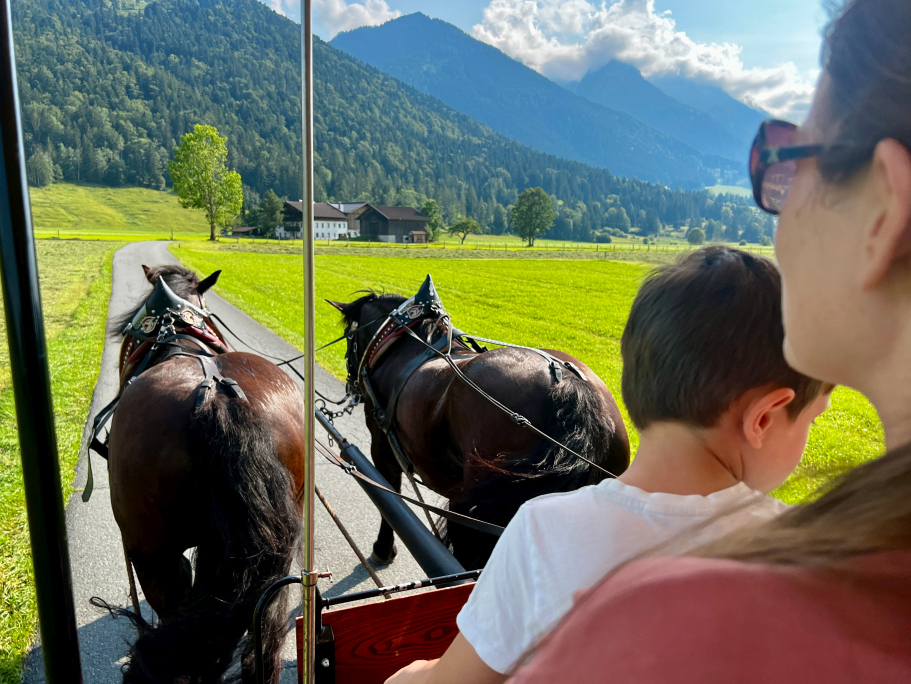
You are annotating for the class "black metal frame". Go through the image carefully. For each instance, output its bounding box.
[316,409,466,578]
[0,0,83,680]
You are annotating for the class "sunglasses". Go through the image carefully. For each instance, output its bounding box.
[749,119,825,215]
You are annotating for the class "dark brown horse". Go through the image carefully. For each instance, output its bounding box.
[331,285,630,570]
[107,264,305,683]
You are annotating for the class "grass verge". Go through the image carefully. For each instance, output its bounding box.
[173,243,885,505]
[0,241,120,683]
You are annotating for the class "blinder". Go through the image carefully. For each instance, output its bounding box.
[125,276,209,339]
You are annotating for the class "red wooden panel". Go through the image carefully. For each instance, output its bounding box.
[296,618,303,684]
[296,583,474,684]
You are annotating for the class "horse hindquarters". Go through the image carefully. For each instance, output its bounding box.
[123,393,301,684]
[447,375,628,570]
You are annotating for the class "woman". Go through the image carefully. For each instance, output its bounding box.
[508,0,911,681]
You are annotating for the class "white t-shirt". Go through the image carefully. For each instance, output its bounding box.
[456,479,788,674]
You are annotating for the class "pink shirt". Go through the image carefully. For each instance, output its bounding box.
[509,552,911,684]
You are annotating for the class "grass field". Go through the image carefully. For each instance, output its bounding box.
[707,184,753,197]
[0,241,119,683]
[173,242,885,505]
[29,183,211,240]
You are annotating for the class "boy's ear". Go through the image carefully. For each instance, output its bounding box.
[742,387,796,449]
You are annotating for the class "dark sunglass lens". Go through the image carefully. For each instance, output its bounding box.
[761,160,796,214]
[765,121,797,147]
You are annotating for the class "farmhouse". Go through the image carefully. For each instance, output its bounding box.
[281,202,354,240]
[349,204,430,243]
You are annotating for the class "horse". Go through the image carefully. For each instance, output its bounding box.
[105,263,306,683]
[329,279,631,570]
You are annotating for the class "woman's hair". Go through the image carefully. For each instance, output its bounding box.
[687,0,911,566]
[817,0,911,182]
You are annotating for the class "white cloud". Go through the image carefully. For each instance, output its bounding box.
[264,0,400,38]
[315,0,401,38]
[472,0,816,119]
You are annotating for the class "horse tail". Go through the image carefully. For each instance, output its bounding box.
[446,376,627,569]
[123,393,301,684]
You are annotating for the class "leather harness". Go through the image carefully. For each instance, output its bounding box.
[349,277,588,479]
[82,281,244,502]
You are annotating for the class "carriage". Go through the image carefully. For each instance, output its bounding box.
[0,1,627,681]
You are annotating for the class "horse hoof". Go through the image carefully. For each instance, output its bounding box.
[370,544,397,566]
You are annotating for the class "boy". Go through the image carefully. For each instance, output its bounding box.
[386,246,833,684]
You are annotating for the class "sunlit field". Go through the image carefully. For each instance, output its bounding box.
[173,243,884,506]
[29,183,211,240]
[0,241,119,682]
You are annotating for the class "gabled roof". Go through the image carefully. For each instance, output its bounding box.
[358,204,430,222]
[284,201,348,220]
[329,202,367,214]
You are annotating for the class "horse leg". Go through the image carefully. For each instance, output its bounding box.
[369,444,401,565]
[130,548,193,621]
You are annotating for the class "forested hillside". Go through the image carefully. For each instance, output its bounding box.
[12,0,758,239]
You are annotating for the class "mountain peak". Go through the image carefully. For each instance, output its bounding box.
[331,17,740,186]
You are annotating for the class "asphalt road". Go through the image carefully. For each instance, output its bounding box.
[22,241,442,682]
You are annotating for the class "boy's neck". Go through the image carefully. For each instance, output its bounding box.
[618,422,743,496]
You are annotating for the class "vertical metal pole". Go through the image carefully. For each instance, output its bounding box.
[0,0,83,680]
[300,2,316,682]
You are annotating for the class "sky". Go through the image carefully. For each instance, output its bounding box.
[264,0,831,120]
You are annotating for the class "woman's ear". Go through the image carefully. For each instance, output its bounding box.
[742,387,796,449]
[859,139,911,290]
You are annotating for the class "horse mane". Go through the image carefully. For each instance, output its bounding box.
[339,291,406,326]
[112,264,202,335]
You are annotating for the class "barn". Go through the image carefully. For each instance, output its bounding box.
[349,204,430,243]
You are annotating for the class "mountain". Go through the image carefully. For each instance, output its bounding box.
[331,13,743,189]
[12,0,750,239]
[571,61,745,162]
[647,75,768,157]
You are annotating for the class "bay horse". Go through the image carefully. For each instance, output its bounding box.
[329,278,631,569]
[106,264,305,683]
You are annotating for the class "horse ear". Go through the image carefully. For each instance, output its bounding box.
[141,265,159,284]
[196,270,222,295]
[325,299,347,312]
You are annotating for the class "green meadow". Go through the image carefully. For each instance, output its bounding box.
[0,241,119,682]
[173,242,885,505]
[29,183,211,240]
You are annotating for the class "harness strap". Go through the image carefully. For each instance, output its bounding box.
[193,355,247,413]
[316,437,504,538]
[83,335,236,503]
[361,331,453,475]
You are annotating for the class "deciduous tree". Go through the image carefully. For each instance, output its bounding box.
[513,187,555,247]
[168,124,243,240]
[447,217,482,244]
[421,199,443,242]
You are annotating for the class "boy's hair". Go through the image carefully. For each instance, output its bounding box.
[621,246,826,430]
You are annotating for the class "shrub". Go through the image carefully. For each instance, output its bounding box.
[686,227,706,246]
